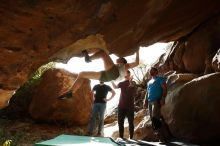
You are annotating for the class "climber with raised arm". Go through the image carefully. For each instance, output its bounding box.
[58,48,139,99]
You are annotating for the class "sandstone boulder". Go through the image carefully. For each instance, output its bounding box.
[29,69,93,125]
[162,73,220,142]
[133,109,156,140]
[0,89,14,109]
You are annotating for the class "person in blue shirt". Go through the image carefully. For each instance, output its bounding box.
[143,67,168,142]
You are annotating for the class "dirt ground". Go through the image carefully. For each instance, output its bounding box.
[0,118,87,146]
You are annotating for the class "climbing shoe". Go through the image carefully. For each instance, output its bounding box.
[58,90,73,100]
[82,50,91,63]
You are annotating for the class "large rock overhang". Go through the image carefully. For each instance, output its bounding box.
[0,0,220,91]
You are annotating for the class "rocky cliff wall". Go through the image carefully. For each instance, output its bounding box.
[0,0,220,93]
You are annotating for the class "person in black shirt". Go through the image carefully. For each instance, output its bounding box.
[87,81,115,136]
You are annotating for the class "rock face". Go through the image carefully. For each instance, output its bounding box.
[162,73,220,142]
[1,0,220,93]
[29,69,93,125]
[133,110,155,140]
[159,15,220,74]
[0,89,14,109]
[212,49,220,71]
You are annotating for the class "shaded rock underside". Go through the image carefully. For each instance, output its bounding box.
[0,0,220,91]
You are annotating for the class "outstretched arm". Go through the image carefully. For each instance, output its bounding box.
[126,49,139,69]
[111,81,119,89]
[106,89,116,101]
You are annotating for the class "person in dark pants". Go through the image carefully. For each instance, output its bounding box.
[143,67,170,142]
[111,70,136,139]
[88,81,115,136]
